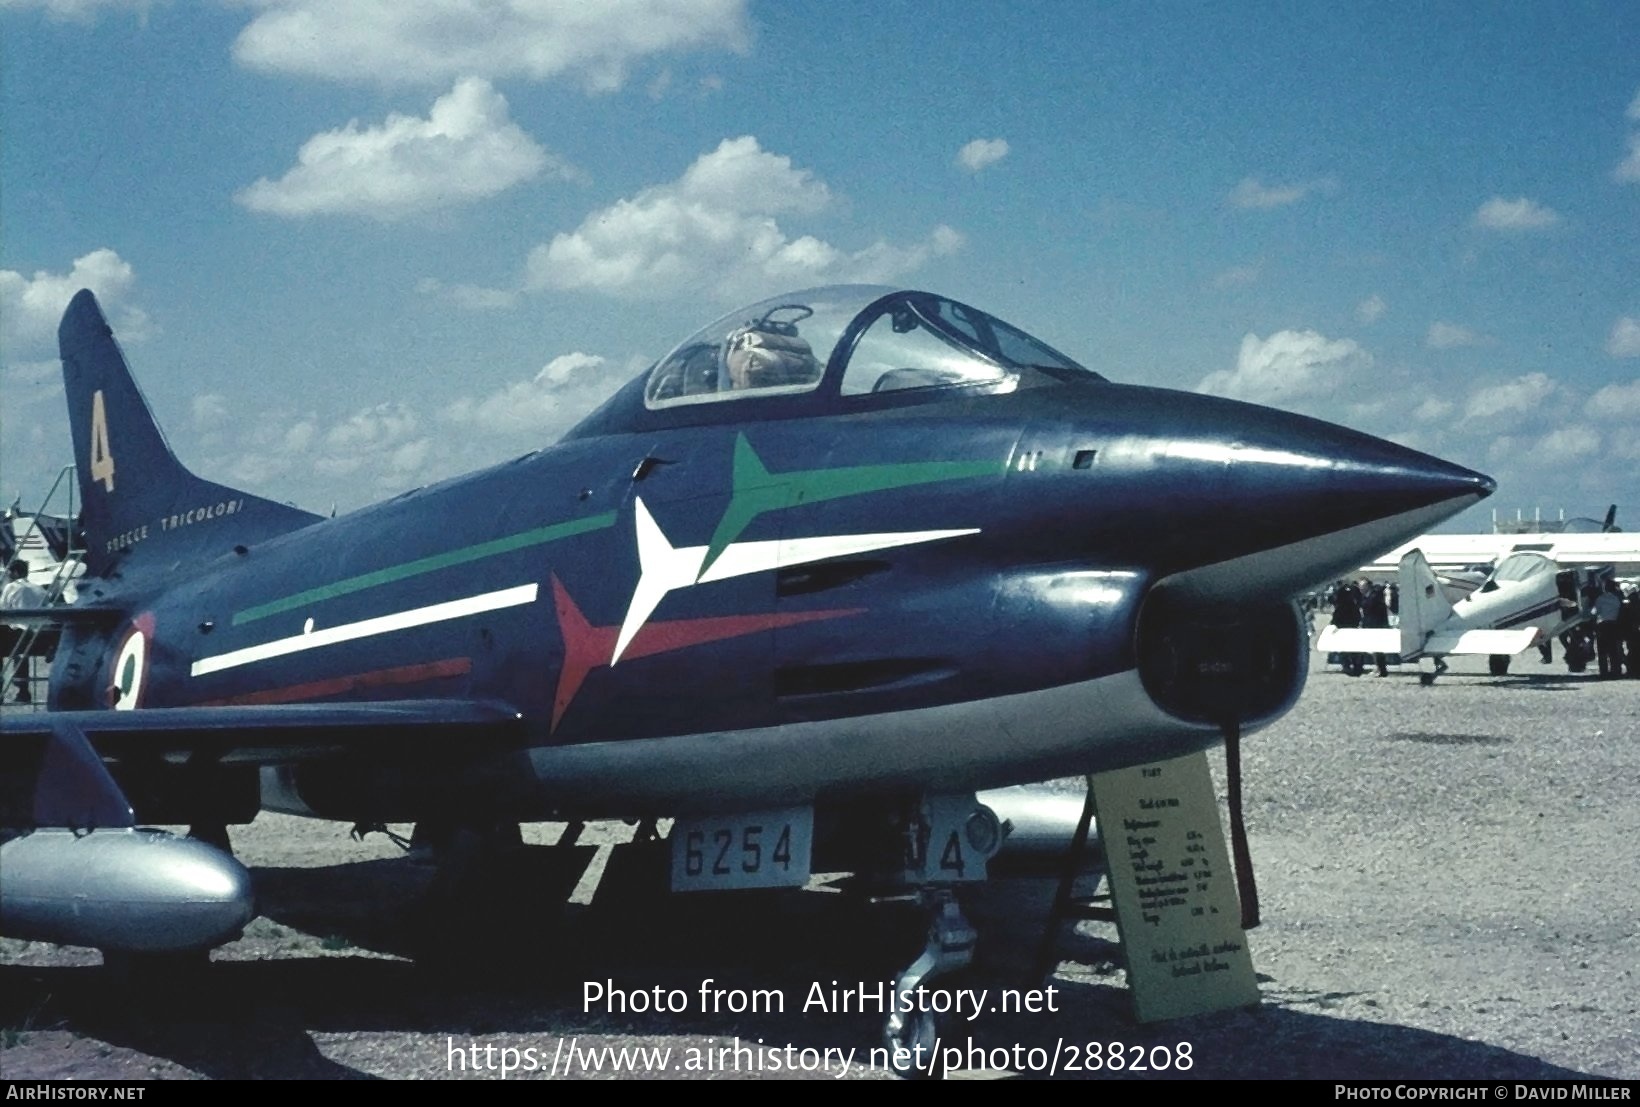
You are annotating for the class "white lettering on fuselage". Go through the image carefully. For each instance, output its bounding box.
[104,498,244,554]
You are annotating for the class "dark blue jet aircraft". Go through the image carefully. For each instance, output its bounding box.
[1,285,1492,1054]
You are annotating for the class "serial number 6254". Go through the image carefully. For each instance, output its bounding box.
[669,806,814,892]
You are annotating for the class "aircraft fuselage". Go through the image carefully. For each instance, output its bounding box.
[36,286,1493,825]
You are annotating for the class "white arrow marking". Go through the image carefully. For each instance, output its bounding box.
[611,496,978,664]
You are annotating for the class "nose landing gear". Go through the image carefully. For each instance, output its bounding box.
[883,889,976,1078]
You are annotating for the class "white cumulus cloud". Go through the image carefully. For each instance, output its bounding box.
[1471,196,1561,231]
[1618,92,1640,183]
[1227,176,1336,210]
[1532,425,1601,465]
[1617,135,1640,184]
[956,138,1009,173]
[445,352,617,435]
[1585,377,1640,421]
[1607,317,1640,358]
[415,277,521,311]
[1411,397,1453,423]
[191,393,231,430]
[0,248,152,359]
[231,0,749,90]
[1611,430,1640,462]
[237,78,562,221]
[1463,372,1556,423]
[301,403,434,501]
[0,0,152,22]
[1212,263,1260,289]
[526,135,962,300]
[1426,321,1491,349]
[196,365,642,511]
[1196,329,1372,407]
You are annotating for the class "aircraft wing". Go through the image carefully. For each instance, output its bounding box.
[1424,628,1542,656]
[0,700,527,765]
[1365,533,1640,578]
[1315,626,1400,654]
[0,605,125,627]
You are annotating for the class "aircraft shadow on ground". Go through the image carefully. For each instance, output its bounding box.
[1328,665,1598,691]
[0,850,1602,1080]
[1490,675,1622,691]
[1404,675,1589,692]
[1383,731,1512,746]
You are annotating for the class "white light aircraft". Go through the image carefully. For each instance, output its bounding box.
[1318,548,1610,683]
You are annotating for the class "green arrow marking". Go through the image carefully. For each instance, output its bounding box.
[233,511,617,626]
[698,434,999,578]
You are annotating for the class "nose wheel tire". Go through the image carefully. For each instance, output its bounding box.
[886,1005,943,1079]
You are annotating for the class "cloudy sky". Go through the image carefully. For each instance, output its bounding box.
[3,2,1636,529]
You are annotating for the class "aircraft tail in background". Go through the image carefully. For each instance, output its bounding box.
[1397,548,1452,660]
[58,290,322,579]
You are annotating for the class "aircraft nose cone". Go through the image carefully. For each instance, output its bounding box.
[1092,389,1497,601]
[1228,428,1496,523]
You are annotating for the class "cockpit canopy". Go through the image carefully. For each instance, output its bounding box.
[643,285,1099,410]
[1489,552,1554,584]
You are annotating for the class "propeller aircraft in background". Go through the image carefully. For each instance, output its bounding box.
[1320,547,1615,681]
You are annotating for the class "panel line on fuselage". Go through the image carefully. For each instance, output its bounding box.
[193,584,539,676]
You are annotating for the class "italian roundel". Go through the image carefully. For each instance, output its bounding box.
[109,614,154,710]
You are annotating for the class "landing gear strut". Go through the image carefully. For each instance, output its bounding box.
[856,791,999,1079]
[188,822,232,854]
[1418,656,1449,686]
[408,820,529,960]
[883,889,975,1078]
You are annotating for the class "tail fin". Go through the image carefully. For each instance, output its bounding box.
[58,290,322,578]
[1397,548,1452,659]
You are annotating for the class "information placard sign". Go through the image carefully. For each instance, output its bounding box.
[1090,751,1260,1022]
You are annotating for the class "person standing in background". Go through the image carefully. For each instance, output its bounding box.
[1360,578,1392,678]
[1331,579,1364,676]
[1619,584,1640,679]
[1,559,48,703]
[1593,580,1623,679]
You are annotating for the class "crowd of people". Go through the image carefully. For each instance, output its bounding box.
[1591,578,1640,679]
[1325,577,1398,677]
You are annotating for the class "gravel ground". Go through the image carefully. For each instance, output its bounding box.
[2,652,1636,1081]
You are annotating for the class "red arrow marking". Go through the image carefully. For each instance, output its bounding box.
[551,574,862,731]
